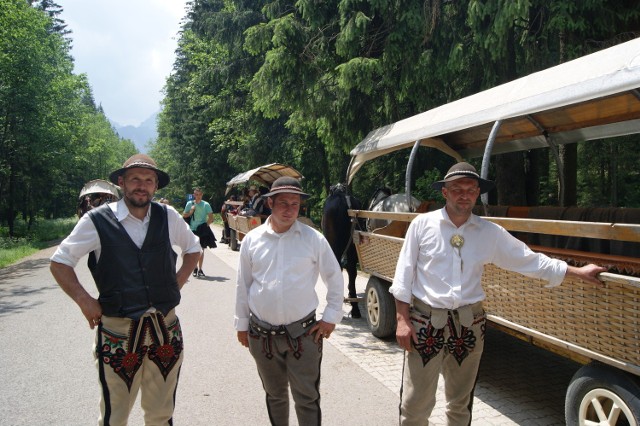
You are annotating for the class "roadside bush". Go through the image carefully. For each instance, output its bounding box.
[0,217,76,268]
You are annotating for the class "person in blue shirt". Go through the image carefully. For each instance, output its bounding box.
[183,187,214,277]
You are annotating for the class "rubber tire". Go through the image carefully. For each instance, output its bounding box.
[365,276,396,338]
[565,362,640,426]
[229,229,238,251]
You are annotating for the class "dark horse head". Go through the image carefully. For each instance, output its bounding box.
[321,183,363,318]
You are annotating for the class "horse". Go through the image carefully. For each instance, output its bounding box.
[367,190,422,231]
[321,183,364,318]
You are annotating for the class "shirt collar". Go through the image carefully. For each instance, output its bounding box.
[113,198,151,222]
[264,216,303,236]
[439,207,479,228]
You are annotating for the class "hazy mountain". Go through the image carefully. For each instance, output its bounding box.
[112,112,158,153]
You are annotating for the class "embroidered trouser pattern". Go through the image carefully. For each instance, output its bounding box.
[399,304,486,426]
[94,310,183,426]
[248,327,323,426]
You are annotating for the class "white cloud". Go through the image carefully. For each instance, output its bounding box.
[59,0,188,126]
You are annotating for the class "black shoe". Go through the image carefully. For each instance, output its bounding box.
[197,269,205,277]
[193,268,198,277]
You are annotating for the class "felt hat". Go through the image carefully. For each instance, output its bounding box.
[109,154,170,189]
[431,162,494,194]
[264,177,309,199]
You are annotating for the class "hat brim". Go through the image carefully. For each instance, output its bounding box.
[109,166,170,189]
[431,176,494,194]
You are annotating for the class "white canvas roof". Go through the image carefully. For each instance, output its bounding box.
[225,163,303,194]
[348,38,640,183]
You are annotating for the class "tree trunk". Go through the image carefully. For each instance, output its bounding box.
[559,144,577,206]
[609,141,617,206]
[495,152,527,206]
[524,150,540,206]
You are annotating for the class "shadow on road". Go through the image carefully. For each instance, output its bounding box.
[0,258,55,316]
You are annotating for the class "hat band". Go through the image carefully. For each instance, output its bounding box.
[271,185,304,192]
[126,161,157,169]
[444,170,480,180]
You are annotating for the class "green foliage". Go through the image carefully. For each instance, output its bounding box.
[0,216,76,268]
[0,0,135,235]
[577,137,640,208]
[3,0,639,231]
[414,168,445,202]
[151,0,639,215]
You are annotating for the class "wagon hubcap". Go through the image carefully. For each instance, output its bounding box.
[579,388,636,426]
[367,287,379,326]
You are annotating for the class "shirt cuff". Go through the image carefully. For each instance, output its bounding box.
[49,251,78,268]
[234,317,249,331]
[389,284,412,304]
[544,261,568,288]
[319,306,343,325]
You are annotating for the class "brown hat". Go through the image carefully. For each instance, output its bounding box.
[431,162,494,194]
[109,154,170,189]
[264,177,309,199]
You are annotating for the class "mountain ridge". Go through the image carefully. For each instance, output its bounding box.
[111,112,158,153]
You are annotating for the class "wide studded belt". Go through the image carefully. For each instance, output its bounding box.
[249,311,316,339]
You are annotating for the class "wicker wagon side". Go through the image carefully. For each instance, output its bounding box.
[353,229,640,376]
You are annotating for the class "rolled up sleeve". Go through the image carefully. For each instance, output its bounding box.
[318,238,345,324]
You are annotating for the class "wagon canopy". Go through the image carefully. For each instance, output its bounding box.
[348,37,640,183]
[225,163,304,195]
[78,179,121,199]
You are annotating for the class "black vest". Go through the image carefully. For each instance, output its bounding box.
[87,202,180,319]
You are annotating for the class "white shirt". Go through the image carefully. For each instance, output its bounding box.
[390,208,567,309]
[51,199,201,267]
[234,217,344,331]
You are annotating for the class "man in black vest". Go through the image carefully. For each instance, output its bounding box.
[50,154,201,425]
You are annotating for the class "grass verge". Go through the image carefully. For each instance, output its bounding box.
[0,217,76,269]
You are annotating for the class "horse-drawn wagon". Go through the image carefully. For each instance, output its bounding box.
[224,163,304,250]
[345,38,640,424]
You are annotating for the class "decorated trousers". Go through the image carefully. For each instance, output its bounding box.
[399,299,486,426]
[248,312,323,426]
[94,309,184,426]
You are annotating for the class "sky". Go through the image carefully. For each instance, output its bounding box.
[58,0,188,126]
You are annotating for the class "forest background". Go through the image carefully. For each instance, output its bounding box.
[2,0,640,238]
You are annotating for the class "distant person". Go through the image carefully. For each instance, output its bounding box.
[251,186,271,218]
[220,194,238,244]
[235,177,344,426]
[391,162,606,425]
[77,195,92,218]
[183,187,215,277]
[50,154,201,425]
[241,186,255,210]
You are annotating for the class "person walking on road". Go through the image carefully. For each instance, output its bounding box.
[391,162,606,425]
[183,187,214,277]
[50,154,201,426]
[235,176,344,426]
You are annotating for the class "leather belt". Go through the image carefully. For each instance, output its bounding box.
[249,311,316,339]
[412,298,483,329]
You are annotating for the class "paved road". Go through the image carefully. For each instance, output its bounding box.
[0,224,581,425]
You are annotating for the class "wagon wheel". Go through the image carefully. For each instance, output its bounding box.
[565,362,640,426]
[365,276,396,338]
